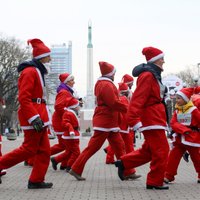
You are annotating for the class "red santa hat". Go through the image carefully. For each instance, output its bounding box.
[176,87,194,102]
[121,74,134,85]
[59,73,74,83]
[118,82,128,92]
[27,38,51,59]
[67,98,79,109]
[99,61,116,77]
[142,46,164,63]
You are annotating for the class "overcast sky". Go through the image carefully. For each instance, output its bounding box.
[0,0,200,96]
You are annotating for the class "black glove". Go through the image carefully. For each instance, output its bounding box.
[79,98,83,107]
[31,117,44,132]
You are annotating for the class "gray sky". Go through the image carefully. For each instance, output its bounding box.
[0,0,200,96]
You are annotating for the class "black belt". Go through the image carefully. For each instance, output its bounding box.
[32,98,46,104]
[191,127,200,132]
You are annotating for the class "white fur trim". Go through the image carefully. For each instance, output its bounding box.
[120,129,129,134]
[93,126,120,132]
[133,122,142,131]
[148,53,164,63]
[98,77,113,83]
[104,68,116,77]
[28,114,40,124]
[68,103,79,109]
[181,135,200,147]
[176,91,189,102]
[21,121,50,130]
[126,81,133,85]
[139,125,167,132]
[34,52,51,59]
[69,131,75,136]
[54,131,64,135]
[64,74,74,83]
[61,135,80,139]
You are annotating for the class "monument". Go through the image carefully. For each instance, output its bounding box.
[80,21,95,134]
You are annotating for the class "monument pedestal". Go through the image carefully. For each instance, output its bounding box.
[80,109,94,136]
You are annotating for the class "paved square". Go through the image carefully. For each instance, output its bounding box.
[0,135,200,200]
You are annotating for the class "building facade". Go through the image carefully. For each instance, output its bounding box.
[50,41,72,74]
[45,41,72,114]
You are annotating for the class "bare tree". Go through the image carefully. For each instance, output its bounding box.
[0,35,30,132]
[175,65,198,87]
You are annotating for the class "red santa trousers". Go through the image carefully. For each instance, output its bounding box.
[50,135,68,167]
[121,129,169,186]
[105,131,134,163]
[0,128,50,182]
[165,142,200,181]
[25,156,35,166]
[50,135,66,155]
[71,130,135,176]
[54,139,80,167]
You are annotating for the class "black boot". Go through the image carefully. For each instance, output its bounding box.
[50,157,58,170]
[66,166,71,173]
[28,181,53,189]
[0,176,2,184]
[24,161,29,166]
[146,184,169,190]
[60,165,67,170]
[182,152,190,163]
[69,169,86,181]
[114,160,125,181]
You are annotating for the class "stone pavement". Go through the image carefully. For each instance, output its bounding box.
[0,135,200,200]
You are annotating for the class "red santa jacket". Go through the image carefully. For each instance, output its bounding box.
[93,77,127,132]
[127,71,167,132]
[52,89,74,135]
[61,109,80,139]
[118,95,129,133]
[17,67,51,130]
[170,102,200,147]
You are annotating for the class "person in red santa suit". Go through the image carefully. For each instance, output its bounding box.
[0,39,53,189]
[50,73,80,170]
[103,74,135,159]
[104,82,132,164]
[104,83,139,173]
[69,61,137,181]
[121,74,138,147]
[115,47,170,190]
[164,87,200,184]
[121,74,134,100]
[182,86,200,163]
[51,98,81,172]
